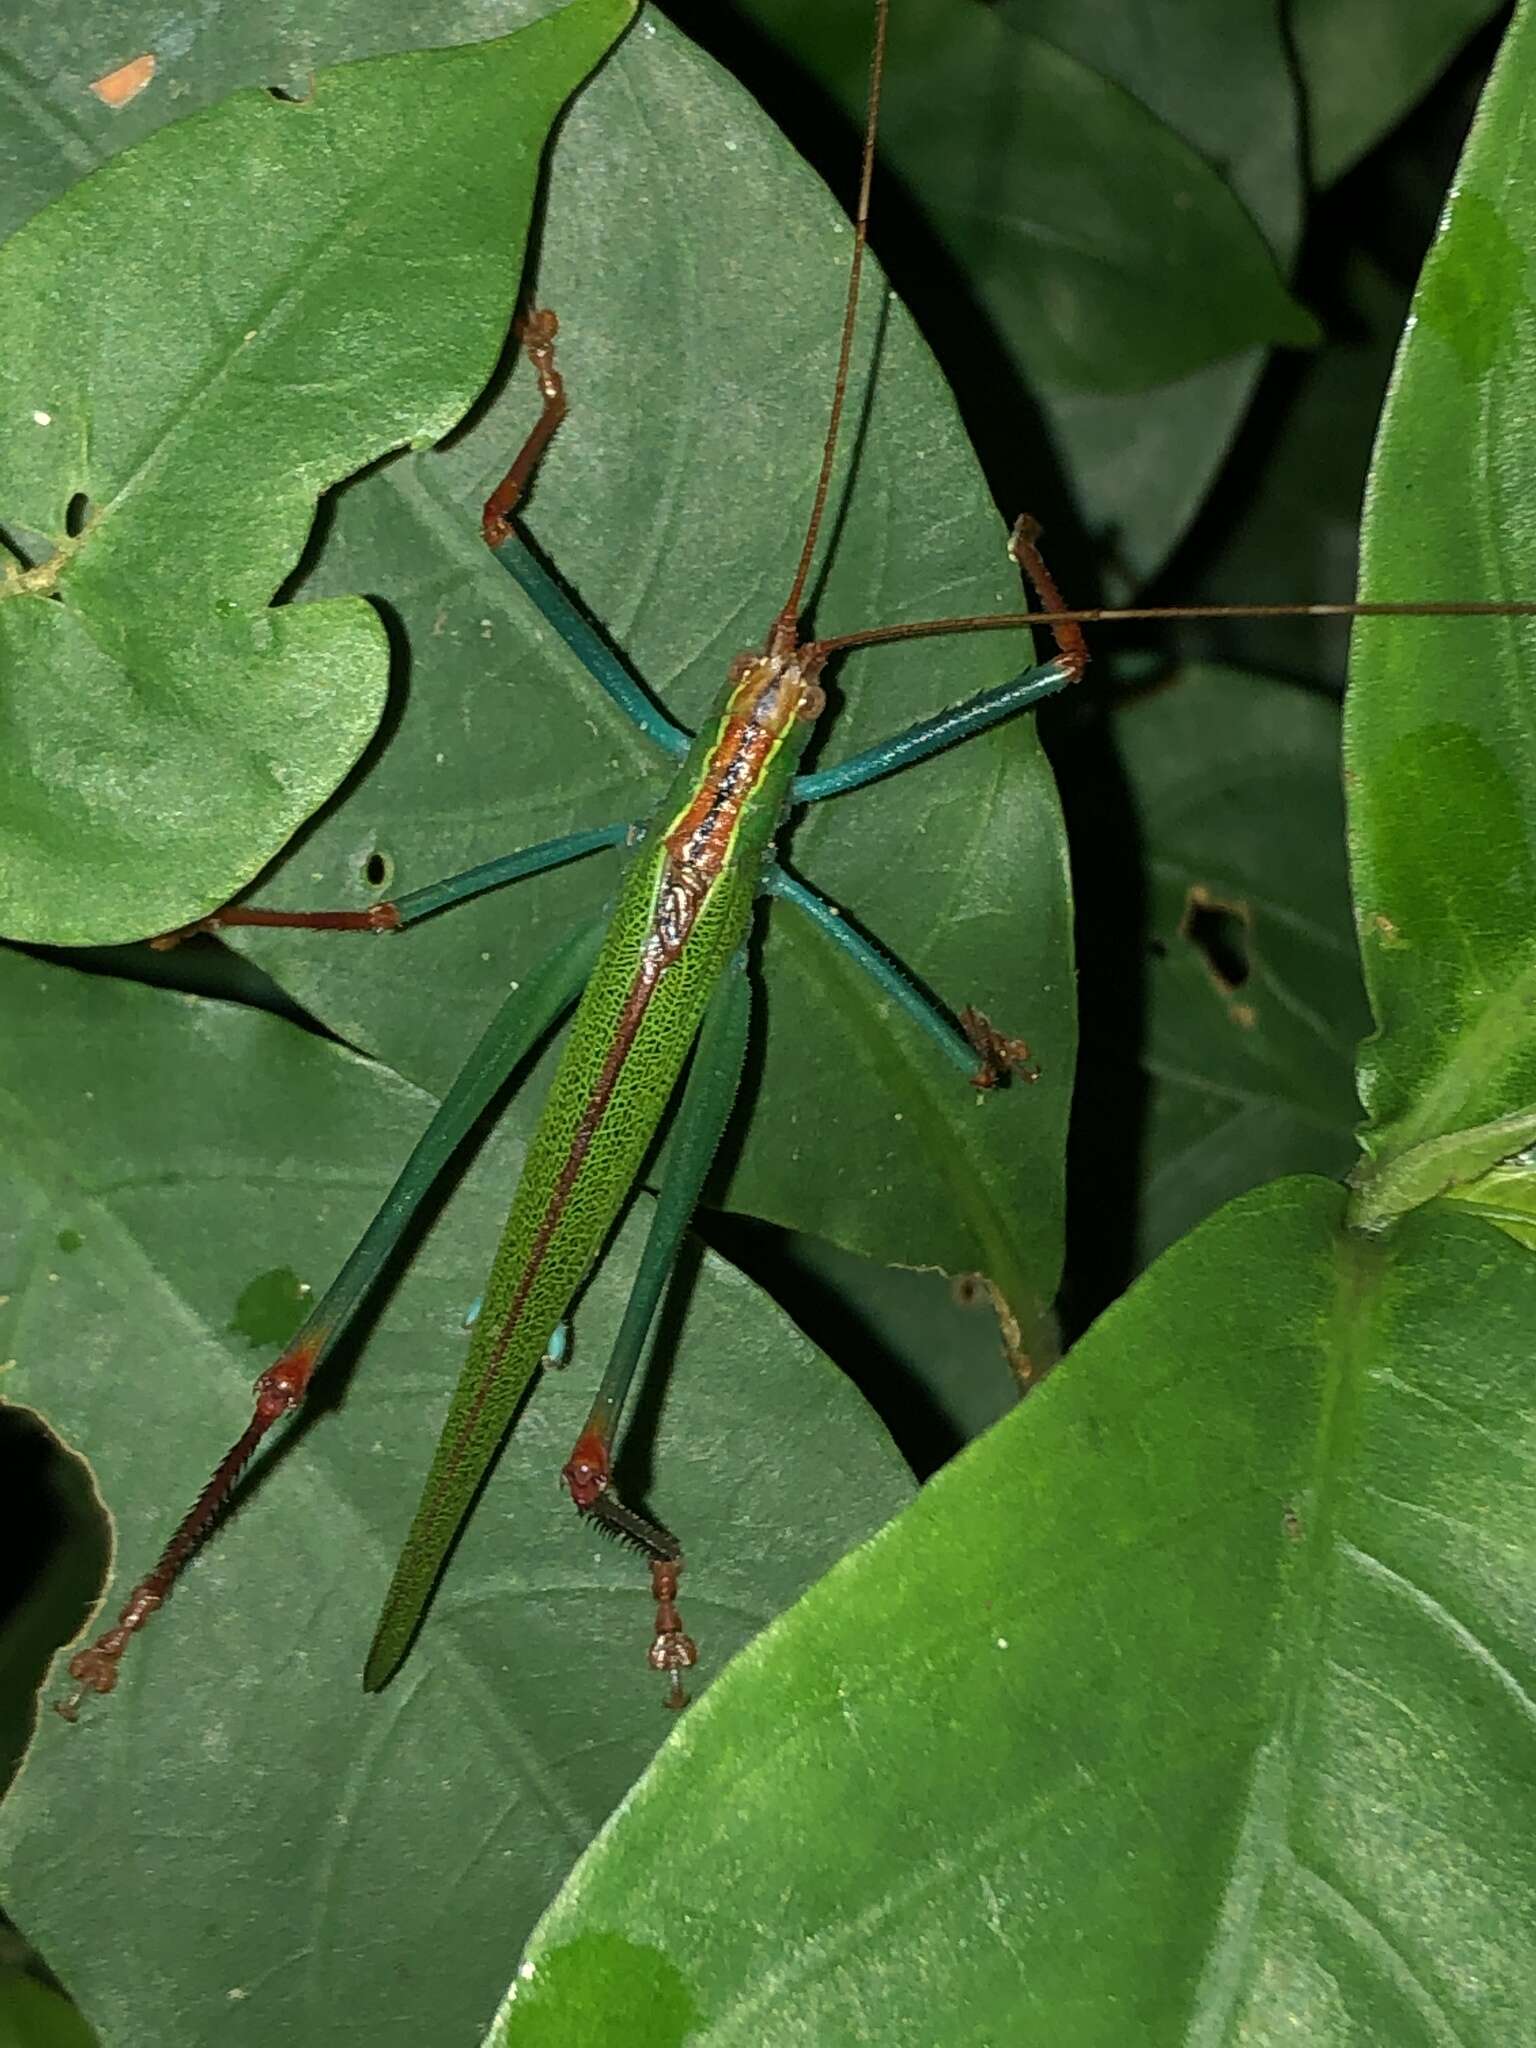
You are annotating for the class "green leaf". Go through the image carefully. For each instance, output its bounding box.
[492,1179,1536,2044]
[215,13,1075,1335]
[1102,666,1369,1272]
[1440,1147,1536,1250]
[1346,0,1536,1224]
[739,0,1315,395]
[0,1971,97,2048]
[1016,0,1309,582]
[0,0,632,946]
[1295,0,1507,188]
[0,949,913,2048]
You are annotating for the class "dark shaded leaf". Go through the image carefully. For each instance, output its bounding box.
[1018,0,1308,581]
[1296,0,1507,188]
[1116,665,1368,1267]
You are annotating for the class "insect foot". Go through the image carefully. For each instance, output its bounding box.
[647,1557,698,1713]
[960,1006,1039,1089]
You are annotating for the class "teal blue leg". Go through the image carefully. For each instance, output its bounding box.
[481,309,691,762]
[488,533,692,762]
[270,918,604,1361]
[388,823,630,926]
[761,866,1034,1088]
[791,657,1070,805]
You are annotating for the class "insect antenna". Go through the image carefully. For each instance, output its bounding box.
[806,592,1536,662]
[768,0,889,658]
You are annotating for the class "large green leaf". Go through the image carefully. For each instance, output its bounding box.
[212,12,1075,1337]
[1346,0,1536,1225]
[0,0,631,946]
[736,0,1312,396]
[0,0,609,239]
[489,1179,1536,2044]
[0,952,913,2048]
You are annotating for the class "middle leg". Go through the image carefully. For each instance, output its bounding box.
[762,865,1035,1088]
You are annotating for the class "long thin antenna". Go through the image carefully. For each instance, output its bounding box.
[808,597,1536,661]
[770,0,889,657]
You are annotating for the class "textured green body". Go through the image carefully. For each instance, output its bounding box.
[365,667,816,1685]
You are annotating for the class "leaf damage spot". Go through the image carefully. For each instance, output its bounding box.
[1181,884,1259,1027]
[1180,884,1251,994]
[90,54,156,109]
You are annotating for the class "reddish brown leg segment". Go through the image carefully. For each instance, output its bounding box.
[562,1432,696,1709]
[648,1557,698,1712]
[150,902,402,948]
[55,1341,320,1719]
[482,307,567,548]
[1008,514,1090,684]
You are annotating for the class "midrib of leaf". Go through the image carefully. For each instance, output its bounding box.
[86,145,418,551]
[1184,1219,1387,2042]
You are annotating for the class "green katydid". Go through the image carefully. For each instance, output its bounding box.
[52,0,1536,1724]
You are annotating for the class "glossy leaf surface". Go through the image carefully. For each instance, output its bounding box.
[491,1180,1536,2044]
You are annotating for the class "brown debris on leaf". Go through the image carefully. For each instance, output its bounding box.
[90,54,156,108]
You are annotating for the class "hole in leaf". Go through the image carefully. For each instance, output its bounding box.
[362,849,392,891]
[64,493,91,538]
[1180,885,1251,994]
